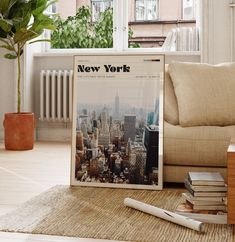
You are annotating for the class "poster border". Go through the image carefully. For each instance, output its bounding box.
[71,53,165,190]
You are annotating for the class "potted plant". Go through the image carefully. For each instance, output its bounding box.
[0,0,56,150]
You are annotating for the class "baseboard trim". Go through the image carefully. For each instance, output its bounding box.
[1,123,72,142]
[36,126,71,142]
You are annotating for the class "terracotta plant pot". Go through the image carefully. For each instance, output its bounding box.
[4,112,35,150]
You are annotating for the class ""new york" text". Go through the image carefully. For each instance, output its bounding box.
[77,64,130,73]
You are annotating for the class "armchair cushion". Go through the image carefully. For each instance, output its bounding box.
[168,62,235,127]
[164,65,179,125]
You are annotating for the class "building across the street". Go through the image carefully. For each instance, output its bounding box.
[56,0,197,48]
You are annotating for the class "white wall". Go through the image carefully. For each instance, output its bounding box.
[0,49,15,141]
[201,0,235,64]
[23,42,43,112]
[33,55,74,141]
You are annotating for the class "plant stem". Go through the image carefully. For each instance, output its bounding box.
[17,43,21,113]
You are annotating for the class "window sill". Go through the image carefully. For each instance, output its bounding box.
[129,19,196,25]
[34,49,201,57]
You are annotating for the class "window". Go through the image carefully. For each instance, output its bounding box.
[47,0,199,51]
[51,3,56,14]
[182,0,196,20]
[135,0,158,21]
[50,0,113,49]
[91,0,113,22]
[129,0,198,49]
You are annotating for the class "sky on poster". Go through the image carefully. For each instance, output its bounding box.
[77,78,160,109]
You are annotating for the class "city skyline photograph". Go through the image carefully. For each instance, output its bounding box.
[74,76,160,187]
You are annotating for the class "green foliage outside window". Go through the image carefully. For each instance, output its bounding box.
[51,6,140,49]
[128,28,141,48]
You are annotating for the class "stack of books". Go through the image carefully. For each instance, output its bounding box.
[176,172,227,224]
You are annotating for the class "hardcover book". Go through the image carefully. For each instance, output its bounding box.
[185,200,227,211]
[182,192,226,204]
[184,179,227,192]
[188,172,225,186]
[175,203,227,224]
[185,180,227,197]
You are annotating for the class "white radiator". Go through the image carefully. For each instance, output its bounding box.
[40,70,73,122]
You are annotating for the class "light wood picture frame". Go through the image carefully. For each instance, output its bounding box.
[71,54,164,190]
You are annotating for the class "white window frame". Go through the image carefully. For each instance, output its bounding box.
[43,0,200,54]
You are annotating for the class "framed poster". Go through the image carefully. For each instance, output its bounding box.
[71,54,164,190]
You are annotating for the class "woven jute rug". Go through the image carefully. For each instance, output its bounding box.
[0,185,233,242]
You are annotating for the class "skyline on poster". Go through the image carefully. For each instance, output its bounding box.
[75,76,160,185]
[77,78,159,109]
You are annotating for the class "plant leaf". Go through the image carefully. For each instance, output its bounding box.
[9,1,31,30]
[0,0,11,15]
[4,52,17,59]
[31,0,48,17]
[8,0,18,10]
[0,19,13,32]
[0,28,7,38]
[2,0,18,17]
[13,28,39,43]
[0,0,56,49]
[0,44,14,51]
[12,17,23,25]
[32,14,56,32]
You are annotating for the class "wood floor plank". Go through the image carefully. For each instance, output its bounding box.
[0,232,117,242]
[0,142,115,241]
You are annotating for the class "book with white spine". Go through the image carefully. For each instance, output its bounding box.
[185,179,227,192]
[188,172,225,186]
[182,192,226,204]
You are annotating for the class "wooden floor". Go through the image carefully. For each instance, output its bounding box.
[0,142,116,242]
